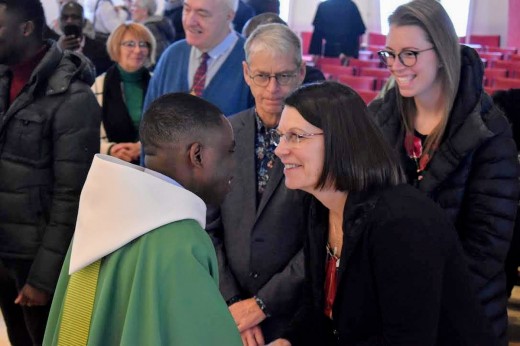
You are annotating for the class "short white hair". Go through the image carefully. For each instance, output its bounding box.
[222,0,238,12]
[135,0,158,15]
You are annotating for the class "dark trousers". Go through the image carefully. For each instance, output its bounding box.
[0,259,50,346]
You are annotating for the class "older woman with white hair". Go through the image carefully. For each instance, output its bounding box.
[131,0,175,62]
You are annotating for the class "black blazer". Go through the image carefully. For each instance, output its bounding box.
[284,184,497,346]
[207,108,310,342]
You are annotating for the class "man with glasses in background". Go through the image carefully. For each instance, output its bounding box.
[207,23,309,346]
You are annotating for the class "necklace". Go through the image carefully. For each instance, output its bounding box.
[328,215,343,258]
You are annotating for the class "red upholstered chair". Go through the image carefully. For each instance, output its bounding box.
[487,47,518,60]
[356,90,379,105]
[337,75,376,91]
[320,65,355,80]
[358,50,373,60]
[512,55,520,62]
[494,77,520,90]
[483,68,508,87]
[494,61,520,74]
[479,52,503,66]
[358,68,391,90]
[367,32,386,46]
[484,86,498,95]
[315,57,342,68]
[469,35,501,47]
[347,58,381,70]
[510,69,520,79]
[300,31,312,55]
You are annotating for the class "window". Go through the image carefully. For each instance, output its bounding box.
[379,0,471,37]
[279,0,291,23]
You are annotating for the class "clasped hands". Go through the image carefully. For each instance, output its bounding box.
[109,142,141,162]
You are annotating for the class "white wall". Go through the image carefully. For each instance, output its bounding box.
[287,0,508,47]
[42,0,508,47]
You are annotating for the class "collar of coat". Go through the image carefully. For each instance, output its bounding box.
[69,154,206,274]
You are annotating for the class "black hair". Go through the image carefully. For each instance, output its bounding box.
[61,1,84,17]
[0,0,45,39]
[140,93,224,154]
[284,81,404,192]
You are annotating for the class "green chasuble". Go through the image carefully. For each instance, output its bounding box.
[44,219,242,345]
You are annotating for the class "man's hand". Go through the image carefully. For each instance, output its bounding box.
[14,284,50,307]
[240,325,265,346]
[57,35,81,51]
[229,297,267,332]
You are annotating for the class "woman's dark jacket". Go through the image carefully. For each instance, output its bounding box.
[284,184,497,345]
[0,42,100,293]
[101,64,150,144]
[369,45,519,344]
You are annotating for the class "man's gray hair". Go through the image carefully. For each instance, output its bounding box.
[245,23,302,67]
[135,0,158,15]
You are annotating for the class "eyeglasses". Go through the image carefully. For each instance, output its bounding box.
[270,129,323,146]
[120,40,150,49]
[378,47,435,67]
[248,70,298,87]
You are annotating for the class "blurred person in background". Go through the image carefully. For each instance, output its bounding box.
[130,0,175,63]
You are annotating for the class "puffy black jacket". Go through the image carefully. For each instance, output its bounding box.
[0,42,100,293]
[369,45,519,344]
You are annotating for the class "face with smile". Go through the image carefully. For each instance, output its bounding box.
[385,24,442,102]
[182,0,233,52]
[117,31,149,72]
[274,106,325,194]
[243,49,305,123]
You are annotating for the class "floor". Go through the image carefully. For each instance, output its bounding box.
[1,289,520,345]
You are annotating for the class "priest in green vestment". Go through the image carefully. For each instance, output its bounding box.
[44,93,241,346]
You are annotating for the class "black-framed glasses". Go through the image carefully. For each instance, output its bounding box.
[270,129,323,146]
[121,40,150,49]
[378,47,435,67]
[248,69,298,87]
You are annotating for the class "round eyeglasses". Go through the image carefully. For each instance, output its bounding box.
[248,71,298,87]
[378,47,435,67]
[270,129,323,146]
[120,40,150,49]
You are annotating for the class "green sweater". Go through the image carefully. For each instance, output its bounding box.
[118,65,144,130]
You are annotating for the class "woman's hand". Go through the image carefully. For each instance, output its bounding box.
[266,339,291,346]
[109,142,141,162]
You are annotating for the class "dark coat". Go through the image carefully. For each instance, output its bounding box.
[207,107,310,342]
[369,45,519,344]
[143,16,176,62]
[309,0,366,58]
[284,184,497,346]
[0,42,100,293]
[82,36,113,76]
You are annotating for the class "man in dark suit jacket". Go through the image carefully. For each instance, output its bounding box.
[207,23,308,345]
[58,2,112,76]
[309,0,366,58]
